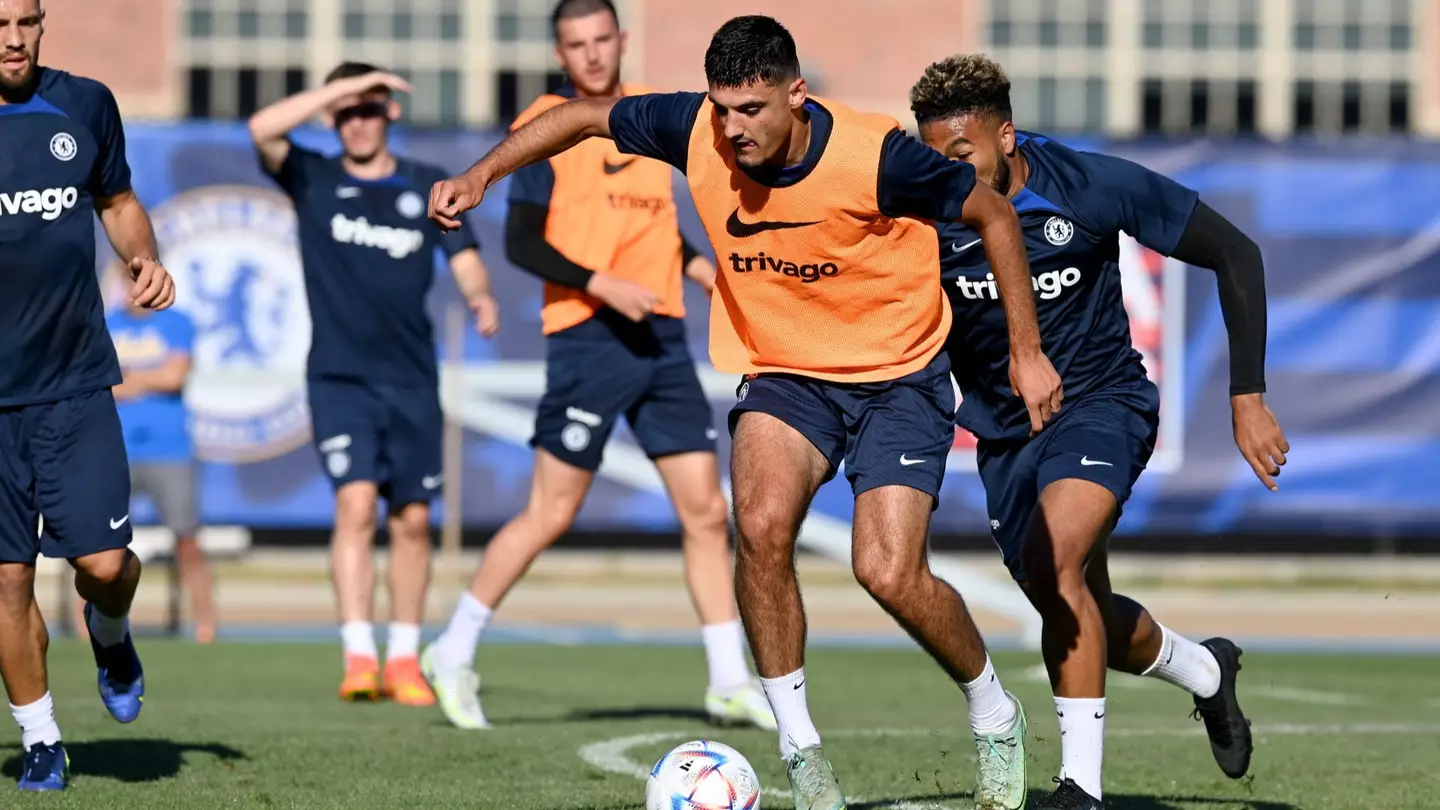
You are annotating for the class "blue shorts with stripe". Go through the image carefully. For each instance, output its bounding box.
[977,380,1159,580]
[728,352,956,501]
[0,388,133,562]
[533,313,716,471]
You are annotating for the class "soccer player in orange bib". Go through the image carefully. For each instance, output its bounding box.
[422,0,774,734]
[429,16,1062,810]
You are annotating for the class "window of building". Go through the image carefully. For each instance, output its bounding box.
[185,65,307,119]
[1294,81,1317,133]
[987,0,1108,51]
[496,70,567,124]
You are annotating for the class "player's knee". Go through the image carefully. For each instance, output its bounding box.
[334,490,378,537]
[71,548,134,587]
[524,495,580,542]
[388,505,430,542]
[679,491,729,544]
[0,564,35,610]
[733,503,796,561]
[851,546,916,607]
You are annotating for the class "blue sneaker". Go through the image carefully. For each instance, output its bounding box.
[84,603,144,723]
[17,742,68,791]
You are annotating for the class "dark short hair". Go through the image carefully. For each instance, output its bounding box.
[551,0,619,39]
[703,16,801,90]
[325,61,385,86]
[909,54,1013,126]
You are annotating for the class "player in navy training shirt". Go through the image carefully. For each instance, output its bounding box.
[0,0,174,791]
[429,17,1064,810]
[911,55,1290,808]
[249,62,499,706]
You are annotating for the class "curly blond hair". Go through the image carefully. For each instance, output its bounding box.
[909,54,1012,125]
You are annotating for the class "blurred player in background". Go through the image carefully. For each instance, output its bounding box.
[0,0,174,790]
[248,63,500,706]
[911,55,1286,809]
[423,0,774,732]
[106,283,216,644]
[427,15,1062,810]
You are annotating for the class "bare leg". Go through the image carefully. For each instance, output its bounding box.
[173,536,216,643]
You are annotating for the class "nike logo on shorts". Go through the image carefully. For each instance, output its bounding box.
[899,454,926,466]
[951,238,982,254]
[1080,456,1113,467]
[110,514,129,530]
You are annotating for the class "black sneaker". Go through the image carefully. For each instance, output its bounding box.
[1192,637,1253,779]
[1030,777,1102,809]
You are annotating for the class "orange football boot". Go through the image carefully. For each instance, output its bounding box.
[339,654,381,702]
[382,657,437,706]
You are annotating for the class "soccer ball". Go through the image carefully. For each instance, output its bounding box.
[646,740,761,810]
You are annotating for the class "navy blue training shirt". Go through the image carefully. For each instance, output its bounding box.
[265,144,480,385]
[0,68,129,407]
[607,92,976,219]
[941,132,1199,442]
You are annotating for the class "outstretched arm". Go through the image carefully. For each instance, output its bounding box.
[430,91,705,231]
[429,99,619,230]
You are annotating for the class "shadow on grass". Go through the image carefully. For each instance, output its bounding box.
[1,738,246,783]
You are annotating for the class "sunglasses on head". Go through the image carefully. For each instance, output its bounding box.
[333,100,389,127]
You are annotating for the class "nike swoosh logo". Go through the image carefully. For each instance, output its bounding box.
[725,208,822,238]
[1094,711,1106,719]
[899,454,926,466]
[422,475,443,490]
[603,158,637,175]
[793,680,805,690]
[110,515,129,530]
[951,238,982,254]
[1080,456,1113,467]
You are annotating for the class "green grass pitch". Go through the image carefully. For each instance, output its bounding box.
[16,641,1440,808]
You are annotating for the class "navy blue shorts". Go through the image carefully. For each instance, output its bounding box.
[977,382,1159,580]
[534,314,716,471]
[308,378,444,507]
[0,389,133,563]
[728,352,957,500]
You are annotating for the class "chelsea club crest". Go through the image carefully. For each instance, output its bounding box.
[146,185,314,462]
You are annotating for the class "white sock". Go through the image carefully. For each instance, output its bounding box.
[340,620,377,660]
[87,605,129,648]
[961,657,1018,734]
[1055,697,1105,799]
[11,693,61,749]
[1142,624,1221,698]
[435,592,493,670]
[701,620,751,693]
[387,622,421,661]
[759,668,821,759]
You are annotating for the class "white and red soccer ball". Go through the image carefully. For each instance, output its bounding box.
[646,740,761,810]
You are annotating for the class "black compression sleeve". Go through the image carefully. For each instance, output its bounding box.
[680,229,701,270]
[1169,200,1268,395]
[504,202,595,292]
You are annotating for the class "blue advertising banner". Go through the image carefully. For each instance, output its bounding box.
[106,124,1440,539]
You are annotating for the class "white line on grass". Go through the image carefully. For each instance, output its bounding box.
[1252,686,1372,706]
[577,723,1440,808]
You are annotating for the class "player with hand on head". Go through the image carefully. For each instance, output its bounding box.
[429,16,1061,810]
[0,0,176,791]
[248,62,500,707]
[422,0,773,734]
[910,54,1286,809]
